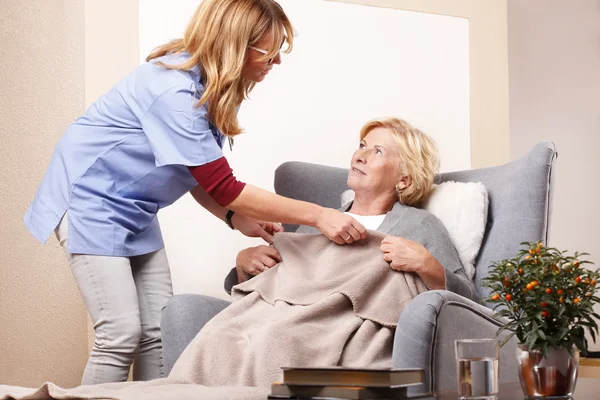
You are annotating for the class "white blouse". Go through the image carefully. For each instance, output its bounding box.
[344,212,387,231]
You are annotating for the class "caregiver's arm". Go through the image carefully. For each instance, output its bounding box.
[189,184,227,220]
[228,185,366,244]
[190,185,283,243]
[187,159,367,244]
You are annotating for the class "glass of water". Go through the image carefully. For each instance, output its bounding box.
[455,338,500,399]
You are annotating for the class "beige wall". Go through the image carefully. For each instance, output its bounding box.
[331,0,510,168]
[0,0,139,387]
[507,0,600,349]
[0,0,88,387]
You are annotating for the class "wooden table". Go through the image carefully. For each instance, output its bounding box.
[434,377,599,399]
[270,378,600,399]
[580,357,600,378]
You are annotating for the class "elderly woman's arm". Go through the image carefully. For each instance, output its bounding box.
[381,236,445,289]
[380,214,480,302]
[414,250,446,290]
[417,243,479,301]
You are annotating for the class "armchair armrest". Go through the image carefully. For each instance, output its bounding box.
[161,294,230,375]
[393,290,519,393]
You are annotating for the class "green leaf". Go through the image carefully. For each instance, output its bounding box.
[558,304,567,317]
[496,325,506,336]
[542,342,549,357]
[526,334,538,351]
[535,311,543,322]
[585,316,599,330]
[538,329,547,340]
[557,327,569,339]
[500,332,516,347]
[578,321,595,328]
[573,333,586,352]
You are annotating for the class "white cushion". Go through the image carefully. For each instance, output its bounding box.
[422,182,488,280]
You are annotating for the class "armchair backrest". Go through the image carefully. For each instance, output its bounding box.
[274,142,557,301]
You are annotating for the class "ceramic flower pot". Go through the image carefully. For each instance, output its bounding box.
[516,344,579,399]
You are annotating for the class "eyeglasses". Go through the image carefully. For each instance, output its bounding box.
[248,46,278,65]
[248,46,279,65]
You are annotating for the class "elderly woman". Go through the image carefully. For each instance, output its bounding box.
[167,117,479,389]
[225,117,478,301]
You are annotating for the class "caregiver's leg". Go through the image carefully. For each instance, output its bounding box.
[130,248,173,380]
[55,216,142,385]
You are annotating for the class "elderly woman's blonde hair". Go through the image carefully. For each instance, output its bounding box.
[146,0,294,137]
[359,117,440,207]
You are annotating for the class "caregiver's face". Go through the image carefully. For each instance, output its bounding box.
[242,33,282,83]
[347,127,403,195]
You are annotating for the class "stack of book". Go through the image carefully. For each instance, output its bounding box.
[268,366,434,400]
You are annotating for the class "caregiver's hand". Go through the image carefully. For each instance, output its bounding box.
[316,208,367,245]
[236,245,282,282]
[231,213,284,244]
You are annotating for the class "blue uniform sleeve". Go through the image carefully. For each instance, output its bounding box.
[140,83,223,167]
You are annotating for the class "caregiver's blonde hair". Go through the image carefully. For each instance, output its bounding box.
[146,0,294,137]
[359,117,440,207]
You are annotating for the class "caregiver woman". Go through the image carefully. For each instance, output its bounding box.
[24,0,366,385]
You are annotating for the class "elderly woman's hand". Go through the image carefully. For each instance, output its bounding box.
[380,235,431,274]
[380,235,447,290]
[235,245,282,283]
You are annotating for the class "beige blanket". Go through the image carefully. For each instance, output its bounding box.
[170,231,427,387]
[0,231,426,400]
[0,379,268,400]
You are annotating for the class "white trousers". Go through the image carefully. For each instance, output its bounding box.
[55,216,173,384]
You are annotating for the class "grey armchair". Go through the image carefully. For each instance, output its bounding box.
[161,142,557,393]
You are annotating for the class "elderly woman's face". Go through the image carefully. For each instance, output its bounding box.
[347,127,403,196]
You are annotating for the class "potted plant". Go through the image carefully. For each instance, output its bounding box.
[483,241,600,398]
